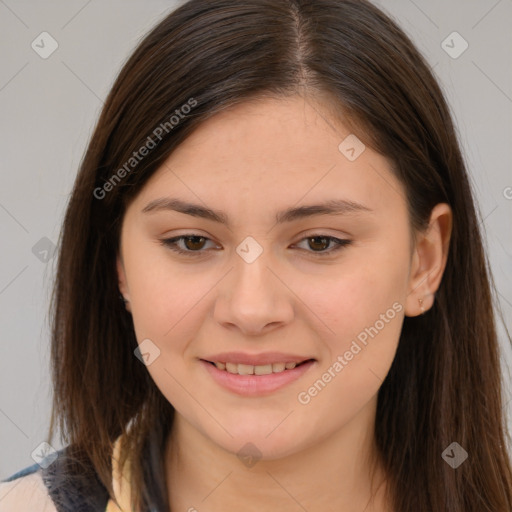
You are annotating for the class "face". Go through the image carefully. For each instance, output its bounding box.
[117,95,417,460]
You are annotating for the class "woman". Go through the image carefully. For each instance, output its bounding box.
[1,0,511,510]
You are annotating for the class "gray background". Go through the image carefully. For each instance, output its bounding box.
[1,0,511,478]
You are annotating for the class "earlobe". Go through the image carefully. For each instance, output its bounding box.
[404,203,452,317]
[116,255,131,311]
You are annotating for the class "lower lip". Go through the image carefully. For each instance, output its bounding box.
[199,359,316,396]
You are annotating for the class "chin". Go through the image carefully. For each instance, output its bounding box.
[213,423,307,462]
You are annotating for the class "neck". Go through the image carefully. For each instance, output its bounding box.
[165,397,390,512]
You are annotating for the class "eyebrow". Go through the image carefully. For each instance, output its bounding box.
[141,197,373,226]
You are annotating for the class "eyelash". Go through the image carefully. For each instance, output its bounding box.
[160,234,352,258]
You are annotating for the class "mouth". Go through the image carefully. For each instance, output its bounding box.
[199,358,317,396]
[201,359,315,376]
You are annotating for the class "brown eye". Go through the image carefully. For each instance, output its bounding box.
[182,235,207,251]
[294,235,352,256]
[307,236,330,252]
[161,234,216,256]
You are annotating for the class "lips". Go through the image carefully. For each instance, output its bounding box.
[200,358,317,396]
[201,351,313,366]
[200,352,315,377]
[206,360,312,376]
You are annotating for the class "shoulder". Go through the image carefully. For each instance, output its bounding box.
[0,447,110,512]
[0,466,56,512]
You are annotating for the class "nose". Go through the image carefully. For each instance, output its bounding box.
[213,250,295,337]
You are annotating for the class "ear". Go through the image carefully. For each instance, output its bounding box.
[117,255,132,313]
[404,203,452,317]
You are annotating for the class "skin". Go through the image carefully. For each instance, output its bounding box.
[117,94,452,511]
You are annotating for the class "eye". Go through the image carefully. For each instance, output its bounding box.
[293,235,352,256]
[160,235,217,257]
[160,234,352,257]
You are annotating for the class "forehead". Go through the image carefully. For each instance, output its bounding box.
[132,95,406,220]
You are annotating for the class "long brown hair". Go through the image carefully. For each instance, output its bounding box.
[46,0,512,510]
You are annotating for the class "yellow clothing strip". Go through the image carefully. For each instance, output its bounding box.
[105,436,132,512]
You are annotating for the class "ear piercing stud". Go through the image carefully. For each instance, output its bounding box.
[418,298,425,314]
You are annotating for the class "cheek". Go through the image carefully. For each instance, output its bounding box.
[294,248,408,398]
[299,254,408,344]
[124,258,211,407]
[129,275,207,350]
[295,270,405,423]
[121,242,197,349]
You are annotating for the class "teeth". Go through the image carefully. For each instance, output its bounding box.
[255,364,272,375]
[272,362,286,372]
[213,361,303,375]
